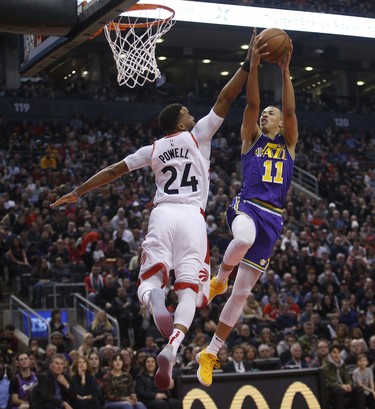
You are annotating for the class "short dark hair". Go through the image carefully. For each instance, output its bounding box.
[16,352,29,361]
[232,345,245,353]
[329,344,341,353]
[356,354,368,362]
[51,353,66,363]
[159,103,183,133]
[109,352,124,369]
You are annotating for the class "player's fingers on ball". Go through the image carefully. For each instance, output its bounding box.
[254,34,262,43]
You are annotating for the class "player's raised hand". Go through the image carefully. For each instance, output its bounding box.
[279,40,293,70]
[50,191,79,208]
[250,34,269,67]
[246,27,257,60]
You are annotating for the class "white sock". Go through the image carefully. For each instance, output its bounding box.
[206,334,225,356]
[219,264,262,328]
[174,288,197,329]
[168,329,185,355]
[137,273,164,307]
[216,264,232,283]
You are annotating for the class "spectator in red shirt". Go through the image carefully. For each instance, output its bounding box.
[263,292,280,328]
[284,292,301,321]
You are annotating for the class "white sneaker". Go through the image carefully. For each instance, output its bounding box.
[149,288,173,338]
[155,345,175,390]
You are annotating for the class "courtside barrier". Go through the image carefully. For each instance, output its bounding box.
[177,368,323,409]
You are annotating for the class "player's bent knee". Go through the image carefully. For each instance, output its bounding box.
[231,287,251,305]
[139,262,168,286]
[174,281,199,294]
[233,236,254,252]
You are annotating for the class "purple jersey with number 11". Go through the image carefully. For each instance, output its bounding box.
[239,132,294,208]
[226,131,294,272]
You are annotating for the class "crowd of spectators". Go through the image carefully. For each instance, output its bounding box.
[0,90,374,404]
[2,75,374,117]
[0,1,374,401]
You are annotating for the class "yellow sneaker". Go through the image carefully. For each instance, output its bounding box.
[196,349,220,387]
[208,276,228,304]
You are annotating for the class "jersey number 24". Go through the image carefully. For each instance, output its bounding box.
[162,163,199,194]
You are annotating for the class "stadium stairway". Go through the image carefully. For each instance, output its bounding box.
[0,278,14,330]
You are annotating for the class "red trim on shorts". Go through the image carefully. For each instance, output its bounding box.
[200,207,205,218]
[174,282,199,293]
[190,132,199,148]
[197,295,209,309]
[139,263,168,287]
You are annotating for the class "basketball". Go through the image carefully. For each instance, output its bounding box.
[259,28,291,64]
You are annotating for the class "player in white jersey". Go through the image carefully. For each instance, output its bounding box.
[50,32,254,390]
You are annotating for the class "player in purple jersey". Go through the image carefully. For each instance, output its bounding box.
[197,30,299,387]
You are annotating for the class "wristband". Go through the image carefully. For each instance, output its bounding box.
[241,59,250,72]
[72,189,81,200]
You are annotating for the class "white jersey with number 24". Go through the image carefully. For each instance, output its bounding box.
[125,109,223,209]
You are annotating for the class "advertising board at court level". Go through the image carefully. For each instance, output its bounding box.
[177,369,323,409]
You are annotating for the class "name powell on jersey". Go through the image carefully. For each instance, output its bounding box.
[255,142,287,160]
[198,268,209,282]
[159,147,190,163]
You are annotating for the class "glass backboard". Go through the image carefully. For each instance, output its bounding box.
[20,0,138,76]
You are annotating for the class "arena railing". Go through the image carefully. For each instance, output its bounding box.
[44,282,88,309]
[292,165,320,199]
[9,294,51,340]
[72,292,120,348]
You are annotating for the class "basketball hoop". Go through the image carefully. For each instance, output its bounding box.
[102,3,175,88]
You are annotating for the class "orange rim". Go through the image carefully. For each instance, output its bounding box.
[108,3,175,30]
[90,3,175,39]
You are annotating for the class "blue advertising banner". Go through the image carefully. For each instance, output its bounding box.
[22,309,68,338]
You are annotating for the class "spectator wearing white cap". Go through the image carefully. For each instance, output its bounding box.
[113,220,134,244]
[110,207,128,231]
[206,215,217,236]
[280,229,299,252]
[131,201,142,220]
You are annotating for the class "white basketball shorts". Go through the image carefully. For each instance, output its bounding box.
[139,203,210,307]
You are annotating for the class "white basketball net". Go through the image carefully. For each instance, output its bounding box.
[104,4,175,88]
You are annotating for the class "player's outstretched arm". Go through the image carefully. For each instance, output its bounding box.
[279,42,298,156]
[241,33,269,151]
[212,28,256,119]
[50,160,129,208]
